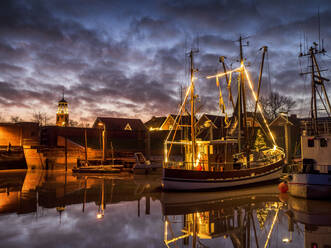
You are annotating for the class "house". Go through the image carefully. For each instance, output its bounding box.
[196,114,226,140]
[144,116,167,131]
[269,114,301,163]
[160,114,193,130]
[144,114,194,131]
[93,117,147,153]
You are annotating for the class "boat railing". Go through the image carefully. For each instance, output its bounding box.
[164,150,284,171]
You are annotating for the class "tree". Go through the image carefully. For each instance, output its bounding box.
[69,119,79,127]
[260,91,296,121]
[32,112,51,126]
[254,129,267,151]
[0,113,5,122]
[11,116,22,123]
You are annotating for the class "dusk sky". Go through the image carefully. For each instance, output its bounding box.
[1,0,331,125]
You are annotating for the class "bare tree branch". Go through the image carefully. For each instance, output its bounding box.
[260,91,296,120]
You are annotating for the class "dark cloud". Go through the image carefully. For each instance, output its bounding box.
[0,0,331,123]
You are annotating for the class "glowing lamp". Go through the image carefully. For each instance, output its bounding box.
[97,213,104,219]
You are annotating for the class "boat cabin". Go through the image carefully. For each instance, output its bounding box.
[301,133,331,174]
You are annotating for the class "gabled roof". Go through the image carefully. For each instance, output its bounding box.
[144,116,167,129]
[168,114,196,125]
[93,117,146,131]
[202,114,225,128]
[269,114,295,127]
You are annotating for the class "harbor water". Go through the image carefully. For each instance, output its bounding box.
[0,170,330,247]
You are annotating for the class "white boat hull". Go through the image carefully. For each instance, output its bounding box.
[162,167,282,190]
[288,173,331,199]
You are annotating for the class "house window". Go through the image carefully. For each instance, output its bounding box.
[308,139,314,147]
[320,138,327,147]
[124,123,132,131]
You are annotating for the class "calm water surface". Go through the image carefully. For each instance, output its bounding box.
[0,170,330,248]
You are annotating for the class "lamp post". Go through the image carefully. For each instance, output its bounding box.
[283,210,294,244]
[97,179,105,219]
[98,122,105,164]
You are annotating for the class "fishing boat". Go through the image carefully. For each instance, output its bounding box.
[132,152,162,174]
[72,127,123,174]
[162,37,285,190]
[287,43,331,199]
[72,165,121,174]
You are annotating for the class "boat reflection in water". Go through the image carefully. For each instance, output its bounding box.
[0,170,330,247]
[162,186,331,248]
[288,197,331,248]
[162,185,283,248]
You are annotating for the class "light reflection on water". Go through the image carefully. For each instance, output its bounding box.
[0,170,330,248]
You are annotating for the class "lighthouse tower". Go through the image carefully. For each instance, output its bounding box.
[56,91,69,127]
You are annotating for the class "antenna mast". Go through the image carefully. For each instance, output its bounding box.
[300,43,330,134]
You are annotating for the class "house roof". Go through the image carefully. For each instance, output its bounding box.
[269,114,295,127]
[144,116,167,129]
[93,117,146,131]
[203,114,225,128]
[169,114,196,125]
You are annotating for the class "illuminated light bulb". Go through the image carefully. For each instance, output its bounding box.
[282,238,290,243]
[206,67,242,79]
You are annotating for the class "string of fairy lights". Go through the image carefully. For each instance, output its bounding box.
[207,63,277,146]
[165,61,278,164]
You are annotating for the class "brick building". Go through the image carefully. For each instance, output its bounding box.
[0,122,39,147]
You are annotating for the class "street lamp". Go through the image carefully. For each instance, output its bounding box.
[96,178,105,219]
[98,122,105,163]
[283,210,294,244]
[282,232,292,244]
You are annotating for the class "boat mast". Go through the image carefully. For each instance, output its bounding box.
[238,36,248,154]
[249,46,268,150]
[190,50,197,166]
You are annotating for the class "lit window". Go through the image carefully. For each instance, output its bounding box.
[124,123,132,131]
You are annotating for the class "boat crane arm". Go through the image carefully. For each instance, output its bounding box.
[249,46,268,150]
[220,56,235,109]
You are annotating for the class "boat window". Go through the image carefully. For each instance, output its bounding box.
[320,138,327,147]
[310,242,317,248]
[308,139,314,147]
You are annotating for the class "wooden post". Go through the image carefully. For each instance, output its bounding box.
[146,131,151,160]
[102,127,105,163]
[111,141,114,166]
[145,195,150,215]
[285,124,292,164]
[137,199,140,217]
[65,136,68,171]
[84,128,88,163]
[209,125,213,141]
